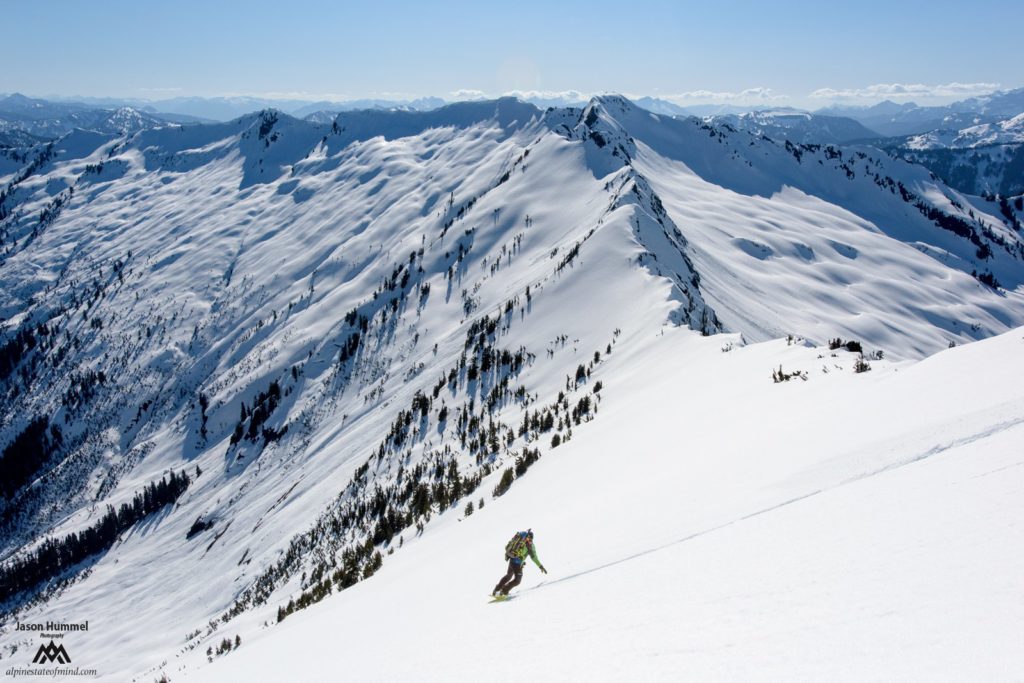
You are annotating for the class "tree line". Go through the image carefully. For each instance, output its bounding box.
[0,469,192,604]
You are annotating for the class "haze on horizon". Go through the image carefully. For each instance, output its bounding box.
[3,0,1022,110]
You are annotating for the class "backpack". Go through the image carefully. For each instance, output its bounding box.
[505,531,530,558]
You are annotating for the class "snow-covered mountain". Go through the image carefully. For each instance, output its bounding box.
[953,87,1024,118]
[885,111,1024,198]
[818,87,1024,137]
[289,97,447,119]
[0,94,96,119]
[892,142,1024,199]
[0,95,180,139]
[1,95,1023,681]
[819,102,998,137]
[0,130,47,149]
[706,110,880,144]
[906,112,1024,149]
[192,324,1024,683]
[631,97,692,117]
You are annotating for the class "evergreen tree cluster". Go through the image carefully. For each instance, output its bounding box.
[997,196,1023,232]
[554,229,594,274]
[900,148,1024,199]
[828,338,863,354]
[234,444,494,625]
[493,444,546,497]
[0,322,52,383]
[440,193,479,236]
[0,415,62,498]
[492,467,515,497]
[972,269,1002,289]
[0,142,56,222]
[0,470,191,603]
[257,111,278,141]
[795,143,1023,267]
[514,447,542,476]
[275,542,385,623]
[334,248,424,378]
[894,179,1019,263]
[206,634,241,661]
[35,187,73,234]
[198,392,210,440]
[230,380,286,446]
[772,365,807,383]
[186,515,214,539]
[246,301,539,624]
[61,368,106,410]
[224,311,614,630]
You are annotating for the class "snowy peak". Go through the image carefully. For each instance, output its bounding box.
[0,93,91,118]
[99,106,169,134]
[958,86,1024,118]
[569,96,638,164]
[0,95,180,140]
[609,169,720,332]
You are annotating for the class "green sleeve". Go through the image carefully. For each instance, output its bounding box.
[529,544,542,567]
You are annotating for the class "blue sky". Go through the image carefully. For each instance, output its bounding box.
[4,0,1022,107]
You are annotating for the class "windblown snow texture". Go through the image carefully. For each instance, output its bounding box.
[0,95,1022,682]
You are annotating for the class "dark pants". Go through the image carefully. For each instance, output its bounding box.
[493,557,523,595]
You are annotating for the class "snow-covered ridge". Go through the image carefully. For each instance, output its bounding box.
[817,86,1024,137]
[907,111,1024,150]
[0,95,1023,681]
[0,98,177,140]
[706,109,880,144]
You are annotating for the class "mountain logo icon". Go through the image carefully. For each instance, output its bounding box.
[32,640,71,664]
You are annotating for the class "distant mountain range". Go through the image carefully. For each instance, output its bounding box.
[904,112,1024,150]
[867,91,1024,198]
[705,110,879,144]
[4,86,1023,135]
[3,88,1024,199]
[0,93,205,138]
[818,87,1024,137]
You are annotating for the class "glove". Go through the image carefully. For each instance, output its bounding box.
[540,565,548,574]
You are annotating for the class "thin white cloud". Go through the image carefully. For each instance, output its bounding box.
[453,87,785,106]
[219,91,349,101]
[449,89,590,103]
[809,82,1000,100]
[450,89,488,101]
[363,91,426,101]
[501,89,589,102]
[662,87,785,104]
[216,90,428,102]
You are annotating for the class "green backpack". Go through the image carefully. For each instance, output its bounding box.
[505,530,531,558]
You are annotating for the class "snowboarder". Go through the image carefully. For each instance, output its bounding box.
[492,529,546,596]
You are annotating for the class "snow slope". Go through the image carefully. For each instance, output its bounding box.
[906,112,1024,150]
[186,325,1024,682]
[580,96,1024,354]
[1,96,1023,681]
